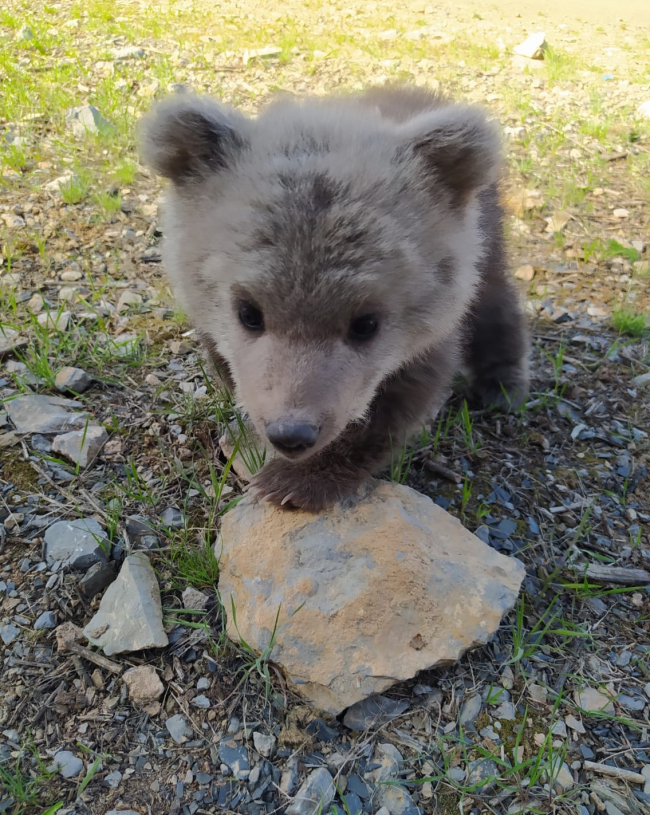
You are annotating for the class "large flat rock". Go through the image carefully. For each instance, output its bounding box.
[5,394,89,434]
[218,480,525,714]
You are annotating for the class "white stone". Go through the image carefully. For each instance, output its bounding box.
[37,310,70,331]
[66,105,115,137]
[217,480,525,714]
[84,555,168,655]
[513,32,547,60]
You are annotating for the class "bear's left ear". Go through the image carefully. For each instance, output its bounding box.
[399,104,502,206]
[138,94,248,186]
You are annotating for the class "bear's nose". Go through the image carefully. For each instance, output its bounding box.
[265,421,320,453]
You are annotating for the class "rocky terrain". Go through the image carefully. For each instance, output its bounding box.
[1,0,649,814]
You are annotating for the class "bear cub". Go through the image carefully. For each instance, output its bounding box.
[140,85,529,512]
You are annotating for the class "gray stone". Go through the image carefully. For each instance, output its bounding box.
[551,720,567,737]
[49,751,83,779]
[165,714,191,744]
[5,394,89,434]
[343,695,409,731]
[286,767,335,815]
[45,518,110,570]
[182,587,209,610]
[103,771,122,788]
[617,694,645,711]
[448,766,466,783]
[0,327,27,356]
[366,743,403,783]
[218,480,525,714]
[547,758,574,791]
[575,688,615,714]
[0,624,20,645]
[494,701,516,721]
[632,372,650,388]
[253,731,276,758]
[106,810,139,815]
[374,784,417,815]
[218,739,250,780]
[16,25,33,41]
[79,561,118,599]
[33,611,56,629]
[197,677,210,690]
[459,694,482,728]
[467,758,499,793]
[65,105,115,137]
[31,434,52,452]
[112,46,145,59]
[192,694,210,709]
[83,555,168,655]
[55,366,92,394]
[52,424,108,467]
[161,506,184,529]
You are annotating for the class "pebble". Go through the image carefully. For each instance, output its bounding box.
[66,104,115,137]
[161,506,184,529]
[253,731,276,758]
[192,694,210,709]
[494,701,516,720]
[123,665,164,705]
[113,46,145,59]
[33,610,57,629]
[0,624,20,645]
[466,758,499,792]
[458,694,482,727]
[52,424,108,468]
[104,770,123,788]
[218,739,250,780]
[44,518,110,570]
[36,311,71,331]
[55,366,92,394]
[49,750,84,779]
[342,695,410,730]
[551,720,567,738]
[166,714,191,744]
[182,587,209,611]
[373,783,417,814]
[565,714,586,734]
[197,677,211,691]
[5,394,89,434]
[617,694,645,711]
[79,561,118,599]
[575,688,615,714]
[286,767,335,815]
[448,766,466,782]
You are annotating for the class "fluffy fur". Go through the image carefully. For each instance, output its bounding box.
[139,85,529,512]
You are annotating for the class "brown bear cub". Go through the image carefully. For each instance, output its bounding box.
[140,86,528,512]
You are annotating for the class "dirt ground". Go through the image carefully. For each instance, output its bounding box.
[1,0,649,814]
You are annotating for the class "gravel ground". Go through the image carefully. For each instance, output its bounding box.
[1,0,649,813]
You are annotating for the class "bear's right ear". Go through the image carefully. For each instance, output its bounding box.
[138,95,247,186]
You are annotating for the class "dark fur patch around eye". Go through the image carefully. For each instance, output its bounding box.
[438,256,457,285]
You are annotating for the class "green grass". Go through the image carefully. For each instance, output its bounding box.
[0,739,58,813]
[611,308,647,337]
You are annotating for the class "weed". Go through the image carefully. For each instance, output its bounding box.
[59,171,92,205]
[611,308,647,338]
[0,737,56,813]
[93,190,122,219]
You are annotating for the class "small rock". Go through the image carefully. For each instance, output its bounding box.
[60,268,83,281]
[459,694,482,727]
[16,25,33,41]
[197,677,210,691]
[161,506,184,529]
[219,481,524,714]
[367,743,403,783]
[641,765,650,795]
[218,739,250,780]
[514,264,535,282]
[36,311,70,331]
[105,810,139,815]
[0,624,20,645]
[448,766,466,783]
[5,394,89,434]
[116,290,143,312]
[83,555,168,655]
[182,587,209,611]
[343,695,410,731]
[52,424,108,468]
[49,751,84,779]
[192,694,210,709]
[45,518,110,570]
[54,621,84,651]
[551,720,567,738]
[286,767,335,815]
[79,561,118,599]
[66,105,115,137]
[33,611,57,630]
[547,758,573,791]
[374,784,417,815]
[494,701,516,721]
[103,771,123,789]
[169,340,192,355]
[112,46,145,59]
[529,684,548,704]
[631,372,650,389]
[617,694,645,711]
[575,688,615,714]
[513,32,546,59]
[123,665,164,706]
[637,101,650,119]
[0,327,27,356]
[613,208,629,219]
[253,731,276,757]
[166,714,191,744]
[55,366,92,394]
[467,758,499,792]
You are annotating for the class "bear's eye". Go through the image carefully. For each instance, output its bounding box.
[238,302,264,332]
[348,314,379,342]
